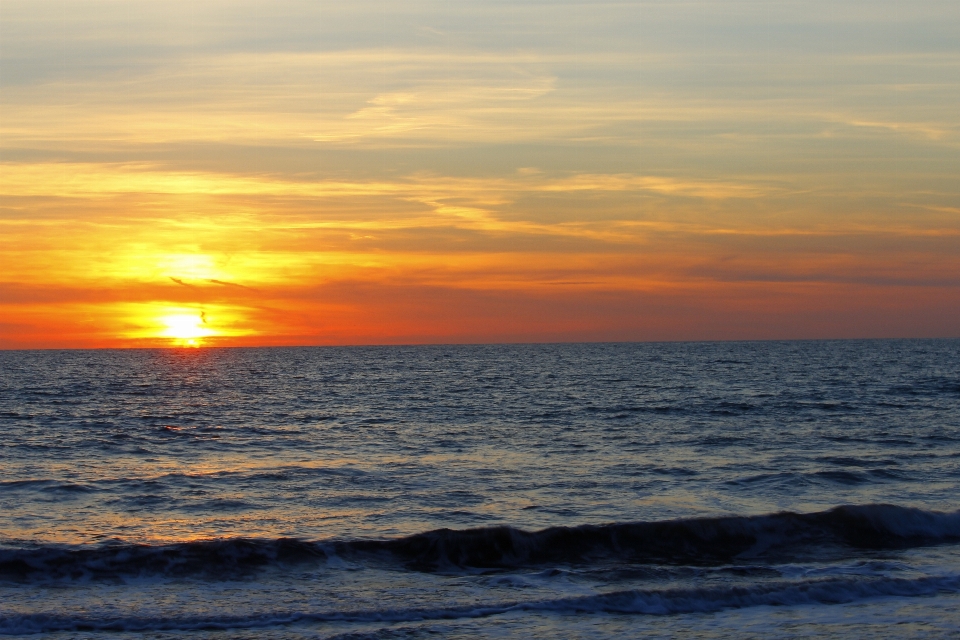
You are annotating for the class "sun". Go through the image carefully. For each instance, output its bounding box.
[159,312,216,346]
[122,304,248,346]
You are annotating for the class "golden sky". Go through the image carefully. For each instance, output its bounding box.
[1,0,958,347]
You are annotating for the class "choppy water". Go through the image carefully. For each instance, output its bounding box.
[1,340,959,638]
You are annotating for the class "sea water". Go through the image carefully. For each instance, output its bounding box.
[1,340,959,638]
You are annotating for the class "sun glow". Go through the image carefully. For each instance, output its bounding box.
[159,312,216,346]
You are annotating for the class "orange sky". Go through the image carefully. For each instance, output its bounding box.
[1,1,959,348]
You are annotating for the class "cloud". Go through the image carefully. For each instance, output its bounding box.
[208,279,257,290]
[169,277,196,288]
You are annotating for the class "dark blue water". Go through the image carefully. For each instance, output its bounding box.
[2,340,959,637]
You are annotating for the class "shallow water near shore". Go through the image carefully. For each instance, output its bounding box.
[2,339,959,637]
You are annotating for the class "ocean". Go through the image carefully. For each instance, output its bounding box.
[1,340,959,638]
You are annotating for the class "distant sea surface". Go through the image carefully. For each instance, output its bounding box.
[2,340,960,638]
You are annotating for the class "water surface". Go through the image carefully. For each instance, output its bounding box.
[2,340,959,637]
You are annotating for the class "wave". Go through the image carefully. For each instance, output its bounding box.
[0,538,325,582]
[3,573,959,635]
[2,504,958,581]
[349,504,960,570]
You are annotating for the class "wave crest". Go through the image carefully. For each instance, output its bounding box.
[349,504,960,569]
[2,504,957,581]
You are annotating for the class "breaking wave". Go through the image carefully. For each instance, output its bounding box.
[355,503,960,570]
[2,504,958,582]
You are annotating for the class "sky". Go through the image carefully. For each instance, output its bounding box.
[1,0,958,348]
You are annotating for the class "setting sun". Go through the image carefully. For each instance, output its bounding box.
[159,312,215,345]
